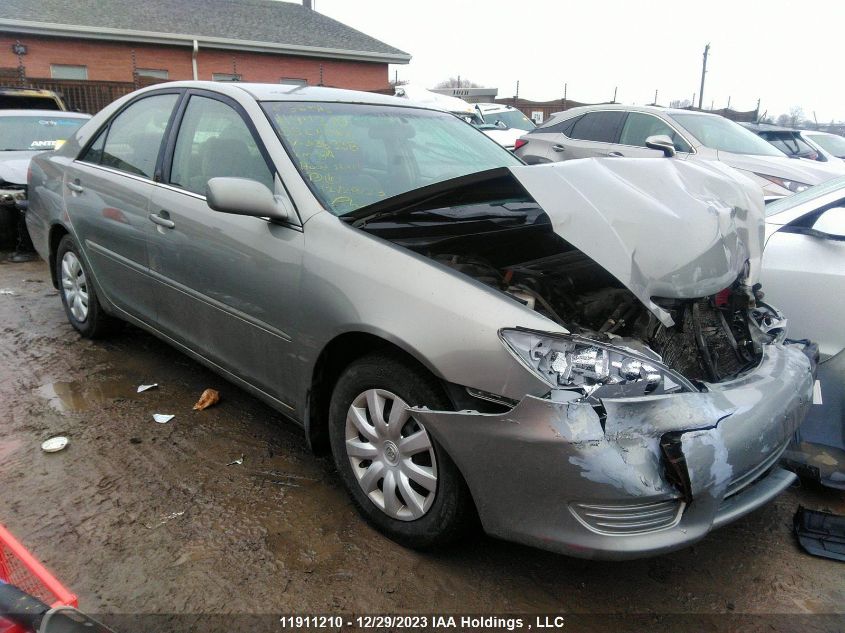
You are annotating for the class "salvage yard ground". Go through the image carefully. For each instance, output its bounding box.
[1,255,844,631]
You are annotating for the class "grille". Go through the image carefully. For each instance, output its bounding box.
[569,499,685,535]
[723,439,790,500]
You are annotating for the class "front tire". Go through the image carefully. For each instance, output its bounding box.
[56,235,111,338]
[328,352,473,549]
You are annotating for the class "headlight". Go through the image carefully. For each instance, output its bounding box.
[753,173,811,194]
[500,329,695,398]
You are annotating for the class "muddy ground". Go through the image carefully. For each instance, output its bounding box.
[1,255,843,632]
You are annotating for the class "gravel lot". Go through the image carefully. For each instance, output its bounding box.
[1,254,843,632]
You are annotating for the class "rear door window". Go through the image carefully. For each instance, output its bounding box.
[569,111,626,143]
[95,93,178,178]
[533,114,583,137]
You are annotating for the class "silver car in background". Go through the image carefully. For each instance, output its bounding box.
[515,104,844,200]
[26,82,815,559]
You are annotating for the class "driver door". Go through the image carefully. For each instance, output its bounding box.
[145,91,304,409]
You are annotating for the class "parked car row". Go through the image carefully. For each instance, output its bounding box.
[24,81,826,559]
[0,108,90,254]
[743,122,845,165]
[513,104,845,199]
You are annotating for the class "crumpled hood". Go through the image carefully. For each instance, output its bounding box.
[509,158,766,326]
[0,150,39,186]
[717,150,845,182]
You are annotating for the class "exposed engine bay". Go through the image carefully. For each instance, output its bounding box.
[432,248,784,384]
[354,187,785,386]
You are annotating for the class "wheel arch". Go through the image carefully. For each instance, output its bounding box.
[47,223,71,289]
[304,331,449,455]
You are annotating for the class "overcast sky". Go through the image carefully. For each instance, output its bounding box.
[310,0,845,122]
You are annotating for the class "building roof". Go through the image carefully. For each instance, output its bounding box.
[0,0,410,64]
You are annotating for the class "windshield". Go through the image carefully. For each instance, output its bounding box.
[263,102,521,215]
[480,109,535,131]
[671,113,784,156]
[763,133,819,159]
[807,133,845,158]
[0,115,86,151]
[765,175,845,216]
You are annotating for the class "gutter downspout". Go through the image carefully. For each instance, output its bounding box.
[191,39,199,80]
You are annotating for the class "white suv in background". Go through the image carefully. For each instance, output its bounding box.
[474,103,536,152]
[515,104,844,200]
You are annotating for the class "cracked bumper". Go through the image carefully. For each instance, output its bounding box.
[415,343,814,559]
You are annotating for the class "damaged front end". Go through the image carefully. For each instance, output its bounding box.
[349,158,816,558]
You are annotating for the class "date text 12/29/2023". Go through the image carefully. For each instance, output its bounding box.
[278,615,567,630]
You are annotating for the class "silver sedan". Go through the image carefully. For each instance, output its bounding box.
[26,82,815,559]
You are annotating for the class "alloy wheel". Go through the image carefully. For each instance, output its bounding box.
[61,251,89,322]
[344,388,438,521]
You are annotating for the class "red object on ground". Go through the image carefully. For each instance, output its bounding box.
[714,288,731,307]
[0,524,77,633]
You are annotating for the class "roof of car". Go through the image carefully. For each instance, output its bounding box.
[0,109,90,118]
[0,87,62,97]
[0,0,409,63]
[741,122,799,133]
[475,103,514,112]
[553,103,718,119]
[156,81,439,109]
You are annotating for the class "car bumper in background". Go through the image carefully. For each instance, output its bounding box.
[415,343,814,559]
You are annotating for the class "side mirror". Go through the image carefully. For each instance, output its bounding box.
[206,177,289,221]
[645,134,676,158]
[812,206,845,240]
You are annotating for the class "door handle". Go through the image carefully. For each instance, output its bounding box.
[66,181,84,193]
[552,144,566,152]
[607,151,624,157]
[148,212,175,229]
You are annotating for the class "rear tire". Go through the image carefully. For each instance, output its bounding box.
[328,352,473,549]
[56,235,111,338]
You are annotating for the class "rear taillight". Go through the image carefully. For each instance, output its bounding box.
[513,138,528,151]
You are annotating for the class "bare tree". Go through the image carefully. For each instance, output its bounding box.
[776,113,790,127]
[434,76,484,89]
[788,106,805,127]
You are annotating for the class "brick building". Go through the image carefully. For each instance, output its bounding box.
[0,0,409,111]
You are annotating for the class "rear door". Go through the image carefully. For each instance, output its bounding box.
[518,114,583,164]
[64,91,180,323]
[145,90,304,409]
[615,112,694,158]
[563,111,627,159]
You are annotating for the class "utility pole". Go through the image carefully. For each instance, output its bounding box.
[563,82,567,110]
[653,89,658,105]
[698,43,710,109]
[726,95,731,109]
[515,80,519,106]
[613,86,617,103]
[691,93,695,109]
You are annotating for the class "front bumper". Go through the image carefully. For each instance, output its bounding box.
[415,343,814,559]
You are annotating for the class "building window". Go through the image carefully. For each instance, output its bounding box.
[50,64,88,80]
[212,73,241,82]
[137,68,169,79]
[280,78,307,86]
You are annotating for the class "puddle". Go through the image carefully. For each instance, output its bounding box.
[36,379,137,412]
